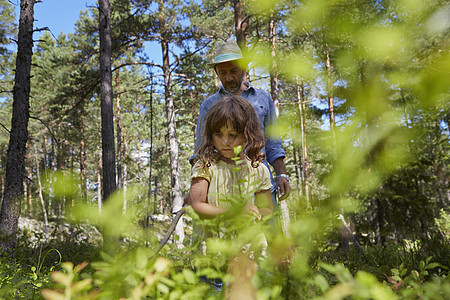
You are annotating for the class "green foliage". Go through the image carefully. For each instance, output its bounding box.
[1,0,448,299]
[435,209,450,241]
[0,249,60,299]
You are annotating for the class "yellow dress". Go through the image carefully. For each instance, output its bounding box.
[191,158,272,242]
[191,159,272,208]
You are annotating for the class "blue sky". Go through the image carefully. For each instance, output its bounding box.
[27,0,96,36]
[11,0,162,64]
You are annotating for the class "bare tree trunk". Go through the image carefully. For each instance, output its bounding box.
[159,2,184,245]
[268,17,290,234]
[0,0,34,252]
[79,116,87,201]
[99,0,116,201]
[123,126,128,211]
[115,68,122,191]
[34,145,48,229]
[233,0,247,49]
[325,46,336,146]
[137,140,142,183]
[233,0,249,82]
[269,16,279,116]
[292,146,301,198]
[23,177,28,214]
[148,79,154,220]
[115,68,127,213]
[296,77,310,206]
[27,166,32,215]
[97,151,102,214]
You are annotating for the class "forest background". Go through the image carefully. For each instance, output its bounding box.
[0,0,449,299]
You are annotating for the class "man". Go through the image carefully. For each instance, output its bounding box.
[190,40,290,206]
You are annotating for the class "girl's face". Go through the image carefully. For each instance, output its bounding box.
[212,121,246,161]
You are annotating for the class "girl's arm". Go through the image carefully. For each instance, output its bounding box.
[188,177,227,219]
[255,189,273,218]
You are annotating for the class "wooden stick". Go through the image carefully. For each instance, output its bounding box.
[154,204,187,255]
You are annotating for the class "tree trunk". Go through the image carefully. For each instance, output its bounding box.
[79,115,87,201]
[34,145,48,229]
[269,16,279,116]
[97,151,102,214]
[0,0,35,252]
[159,2,184,245]
[99,0,116,201]
[27,166,33,215]
[296,77,310,206]
[115,68,122,191]
[325,45,336,148]
[148,78,154,218]
[123,126,128,212]
[233,0,247,49]
[233,0,248,81]
[268,16,290,234]
[292,145,301,198]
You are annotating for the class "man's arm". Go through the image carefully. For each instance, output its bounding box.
[262,91,291,200]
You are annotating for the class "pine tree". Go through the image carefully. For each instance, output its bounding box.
[0,0,35,252]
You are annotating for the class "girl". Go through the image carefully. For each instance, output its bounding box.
[188,95,273,226]
[188,95,273,298]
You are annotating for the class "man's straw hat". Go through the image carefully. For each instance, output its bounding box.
[208,40,247,67]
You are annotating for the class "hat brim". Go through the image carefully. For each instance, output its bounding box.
[207,57,249,68]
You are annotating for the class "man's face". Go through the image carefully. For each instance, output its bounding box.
[215,61,245,94]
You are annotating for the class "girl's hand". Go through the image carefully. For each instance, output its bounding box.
[244,204,261,221]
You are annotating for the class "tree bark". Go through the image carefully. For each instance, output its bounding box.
[79,115,87,201]
[268,15,290,234]
[115,68,122,191]
[99,0,116,201]
[325,45,336,150]
[34,145,48,229]
[159,1,184,245]
[97,151,102,214]
[0,0,35,252]
[123,126,128,212]
[269,16,279,116]
[233,0,247,49]
[296,77,310,205]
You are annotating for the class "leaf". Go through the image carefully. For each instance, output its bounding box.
[51,271,70,286]
[426,262,440,269]
[74,261,89,273]
[41,289,65,300]
[419,260,425,271]
[314,274,330,292]
[71,278,92,292]
[182,269,196,284]
[157,282,170,294]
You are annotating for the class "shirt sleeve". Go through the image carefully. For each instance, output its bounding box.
[262,92,285,165]
[191,160,211,182]
[255,164,273,192]
[189,102,208,164]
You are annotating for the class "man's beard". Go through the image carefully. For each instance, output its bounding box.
[223,77,244,94]
[224,82,241,94]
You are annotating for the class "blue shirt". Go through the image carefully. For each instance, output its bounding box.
[190,82,285,192]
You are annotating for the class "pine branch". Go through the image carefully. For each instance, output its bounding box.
[0,122,11,135]
[29,115,60,148]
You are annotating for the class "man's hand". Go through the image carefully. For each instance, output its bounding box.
[277,176,291,200]
[271,157,291,200]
